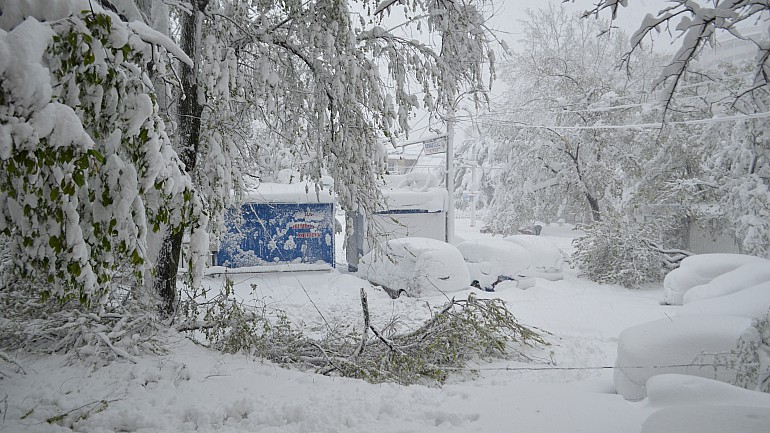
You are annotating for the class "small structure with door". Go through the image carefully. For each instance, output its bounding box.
[346,171,448,271]
[214,181,335,271]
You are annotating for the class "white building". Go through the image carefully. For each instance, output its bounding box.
[698,22,769,68]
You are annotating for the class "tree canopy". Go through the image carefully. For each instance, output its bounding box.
[0,0,501,314]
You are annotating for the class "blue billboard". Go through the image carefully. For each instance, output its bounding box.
[216,202,335,268]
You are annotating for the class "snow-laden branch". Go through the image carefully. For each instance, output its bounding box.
[128,21,192,66]
[571,0,770,114]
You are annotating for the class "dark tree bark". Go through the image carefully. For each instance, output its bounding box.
[586,193,601,222]
[155,0,208,317]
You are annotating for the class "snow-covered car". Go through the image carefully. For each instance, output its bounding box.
[357,237,470,298]
[678,281,770,319]
[455,238,534,290]
[681,261,770,304]
[614,315,759,401]
[641,375,770,433]
[503,235,564,280]
[663,254,768,305]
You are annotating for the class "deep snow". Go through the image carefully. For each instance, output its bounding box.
[2,220,768,432]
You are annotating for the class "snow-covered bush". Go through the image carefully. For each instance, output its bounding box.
[573,218,663,288]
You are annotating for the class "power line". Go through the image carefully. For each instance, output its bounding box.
[479,111,770,131]
[441,362,761,373]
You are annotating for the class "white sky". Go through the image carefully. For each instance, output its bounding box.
[396,0,677,149]
[489,0,674,51]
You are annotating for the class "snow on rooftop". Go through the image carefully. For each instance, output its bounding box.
[242,181,334,204]
[380,172,447,212]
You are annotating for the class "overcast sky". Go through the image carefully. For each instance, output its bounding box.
[490,0,673,50]
[399,0,676,144]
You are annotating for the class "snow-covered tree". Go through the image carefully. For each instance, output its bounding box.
[482,6,662,234]
[0,0,500,316]
[149,0,500,315]
[667,61,770,257]
[453,135,499,212]
[0,4,199,307]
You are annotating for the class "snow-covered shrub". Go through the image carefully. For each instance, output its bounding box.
[0,12,199,306]
[573,217,663,288]
[0,283,168,364]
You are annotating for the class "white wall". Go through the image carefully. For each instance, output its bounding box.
[365,212,446,253]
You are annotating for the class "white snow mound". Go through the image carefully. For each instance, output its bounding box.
[678,281,770,319]
[504,235,564,280]
[645,374,770,409]
[641,405,770,433]
[455,238,531,288]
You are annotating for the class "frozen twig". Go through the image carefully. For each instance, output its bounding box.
[96,333,137,364]
[352,288,370,358]
[0,351,26,375]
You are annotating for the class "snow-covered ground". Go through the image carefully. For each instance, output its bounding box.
[2,219,768,432]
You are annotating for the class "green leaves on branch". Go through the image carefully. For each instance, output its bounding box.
[0,11,199,307]
[180,283,548,386]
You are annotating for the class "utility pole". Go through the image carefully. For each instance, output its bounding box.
[446,107,455,244]
[470,162,478,227]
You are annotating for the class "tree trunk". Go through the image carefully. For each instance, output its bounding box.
[586,192,601,222]
[154,0,208,317]
[135,0,171,306]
